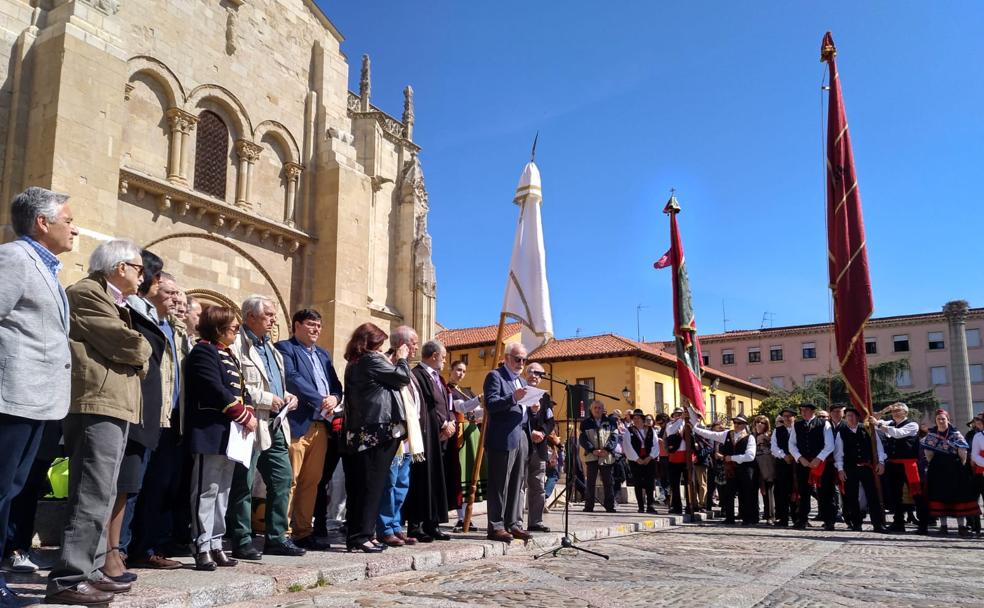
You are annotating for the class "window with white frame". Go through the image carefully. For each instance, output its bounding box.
[928,331,945,350]
[722,349,735,365]
[802,342,817,359]
[769,345,783,361]
[967,328,981,349]
[896,368,912,387]
[749,377,763,386]
[930,366,947,385]
[893,335,909,352]
[865,337,877,354]
[770,376,785,389]
[804,374,817,385]
[970,364,983,384]
[748,347,761,363]
[702,354,710,366]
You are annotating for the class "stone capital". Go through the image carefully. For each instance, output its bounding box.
[284,162,304,182]
[236,139,263,163]
[943,300,970,323]
[165,108,198,134]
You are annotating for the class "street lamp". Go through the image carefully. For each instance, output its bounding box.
[621,386,633,405]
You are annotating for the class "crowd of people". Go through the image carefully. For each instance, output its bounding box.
[0,188,982,608]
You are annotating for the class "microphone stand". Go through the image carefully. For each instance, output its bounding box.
[534,373,620,561]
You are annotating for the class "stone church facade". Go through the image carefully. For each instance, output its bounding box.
[0,0,437,358]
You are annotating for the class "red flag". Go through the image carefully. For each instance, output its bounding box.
[822,32,874,417]
[656,196,705,415]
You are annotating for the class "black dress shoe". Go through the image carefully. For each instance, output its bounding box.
[424,528,451,541]
[44,582,115,605]
[409,530,434,543]
[346,541,384,553]
[88,578,131,594]
[823,523,836,531]
[294,536,331,550]
[194,552,217,571]
[264,538,307,557]
[232,545,262,560]
[528,524,551,533]
[210,550,238,567]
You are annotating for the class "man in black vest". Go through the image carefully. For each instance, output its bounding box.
[788,403,835,530]
[770,408,797,527]
[834,407,887,532]
[874,402,927,533]
[623,409,658,513]
[693,414,757,525]
[828,404,848,524]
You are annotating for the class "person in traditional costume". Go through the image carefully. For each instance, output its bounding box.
[921,409,980,537]
[622,409,658,513]
[788,403,836,530]
[770,408,798,527]
[875,402,927,533]
[967,414,984,537]
[834,407,887,532]
[663,408,692,514]
[446,360,484,532]
[691,412,757,525]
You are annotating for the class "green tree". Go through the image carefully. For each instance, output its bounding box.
[757,359,937,422]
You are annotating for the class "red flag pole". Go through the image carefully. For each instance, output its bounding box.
[822,32,883,502]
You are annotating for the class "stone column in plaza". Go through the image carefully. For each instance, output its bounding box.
[943,300,974,427]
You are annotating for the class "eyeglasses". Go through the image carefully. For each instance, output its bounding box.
[531,371,545,377]
[509,355,527,362]
[123,262,144,274]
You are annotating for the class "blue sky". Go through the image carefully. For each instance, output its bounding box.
[319,1,984,341]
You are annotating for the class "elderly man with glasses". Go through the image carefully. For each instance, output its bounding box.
[522,362,555,532]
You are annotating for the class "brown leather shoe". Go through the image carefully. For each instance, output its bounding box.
[380,534,405,547]
[394,531,417,545]
[210,550,238,567]
[44,582,115,605]
[194,551,217,571]
[487,529,513,543]
[88,578,131,594]
[510,528,532,541]
[128,553,182,570]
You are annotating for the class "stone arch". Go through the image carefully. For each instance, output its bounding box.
[121,72,171,176]
[187,289,241,317]
[252,131,290,221]
[186,84,252,139]
[126,56,185,108]
[141,232,290,323]
[253,120,300,165]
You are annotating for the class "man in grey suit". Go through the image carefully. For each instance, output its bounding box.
[0,187,76,605]
[482,342,532,543]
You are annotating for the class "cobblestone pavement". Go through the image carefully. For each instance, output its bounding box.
[259,525,984,608]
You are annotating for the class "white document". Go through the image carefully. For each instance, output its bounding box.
[226,421,255,465]
[271,402,291,431]
[516,387,547,408]
[453,395,482,414]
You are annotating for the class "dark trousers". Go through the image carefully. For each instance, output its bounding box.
[720,465,757,523]
[312,431,344,536]
[5,456,53,558]
[773,458,795,523]
[130,427,183,558]
[584,461,614,511]
[344,439,397,545]
[0,413,44,563]
[796,462,835,526]
[227,422,293,547]
[628,461,656,510]
[885,461,927,527]
[844,465,884,529]
[667,461,690,513]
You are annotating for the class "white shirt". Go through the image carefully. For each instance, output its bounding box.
[692,427,756,464]
[770,426,792,459]
[665,417,687,452]
[875,418,919,439]
[622,426,659,462]
[787,417,834,462]
[833,425,886,471]
[971,433,984,469]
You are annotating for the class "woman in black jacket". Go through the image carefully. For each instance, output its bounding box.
[184,307,255,571]
[341,322,411,552]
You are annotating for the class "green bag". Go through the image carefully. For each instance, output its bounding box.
[47,457,69,499]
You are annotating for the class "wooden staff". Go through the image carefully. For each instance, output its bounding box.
[462,312,509,532]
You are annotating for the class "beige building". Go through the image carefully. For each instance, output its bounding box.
[690,304,984,416]
[0,0,437,359]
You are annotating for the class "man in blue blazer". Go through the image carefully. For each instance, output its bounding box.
[483,342,533,542]
[275,309,343,550]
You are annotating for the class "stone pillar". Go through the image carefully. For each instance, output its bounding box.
[165,108,197,184]
[235,139,262,208]
[943,300,974,427]
[283,162,303,226]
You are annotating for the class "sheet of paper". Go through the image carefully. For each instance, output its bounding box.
[226,421,255,466]
[517,386,547,408]
[271,402,291,430]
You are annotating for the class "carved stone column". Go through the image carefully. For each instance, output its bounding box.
[235,139,262,209]
[283,162,303,226]
[944,300,974,427]
[165,108,197,185]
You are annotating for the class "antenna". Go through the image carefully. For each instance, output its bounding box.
[722,300,730,333]
[530,131,539,162]
[760,312,775,329]
[575,327,582,337]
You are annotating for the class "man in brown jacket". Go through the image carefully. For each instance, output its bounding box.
[46,239,152,607]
